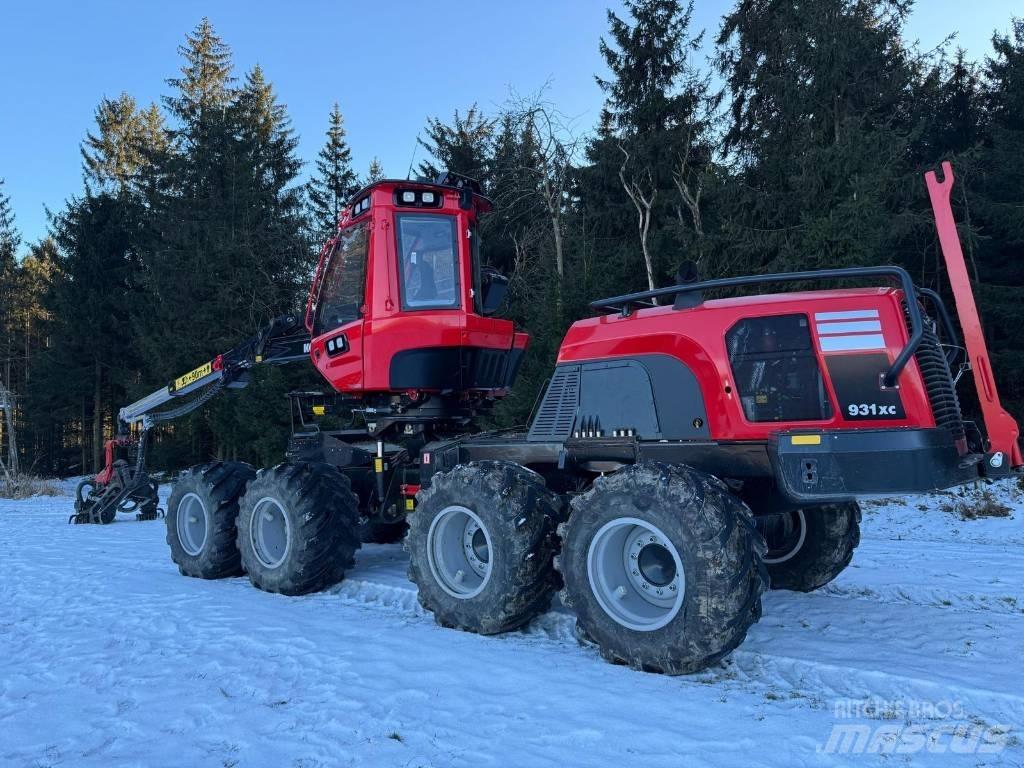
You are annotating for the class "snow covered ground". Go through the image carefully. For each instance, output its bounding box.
[2,479,1022,767]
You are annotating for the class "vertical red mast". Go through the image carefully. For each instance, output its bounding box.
[924,161,1022,470]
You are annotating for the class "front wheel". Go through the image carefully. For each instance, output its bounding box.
[559,463,767,675]
[166,462,255,579]
[236,462,361,596]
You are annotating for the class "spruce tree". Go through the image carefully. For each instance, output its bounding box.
[0,179,18,257]
[134,23,308,464]
[715,0,918,272]
[81,93,151,192]
[0,179,21,399]
[141,17,238,384]
[593,0,716,287]
[913,50,986,160]
[366,157,385,183]
[48,193,140,470]
[307,103,358,234]
[417,105,495,186]
[973,18,1024,415]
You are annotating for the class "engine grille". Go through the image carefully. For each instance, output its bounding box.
[527,365,580,442]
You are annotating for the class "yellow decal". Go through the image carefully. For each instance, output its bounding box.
[405,498,415,511]
[374,458,384,473]
[791,434,822,446]
[173,361,213,392]
[312,405,326,416]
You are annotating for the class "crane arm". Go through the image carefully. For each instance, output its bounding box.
[71,314,311,524]
[119,314,310,430]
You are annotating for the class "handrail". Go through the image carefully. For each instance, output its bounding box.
[589,266,924,387]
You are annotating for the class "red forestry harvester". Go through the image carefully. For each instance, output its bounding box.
[74,163,1020,674]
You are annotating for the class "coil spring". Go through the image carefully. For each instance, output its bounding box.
[905,302,965,442]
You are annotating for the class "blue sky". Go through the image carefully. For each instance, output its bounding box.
[0,0,1019,251]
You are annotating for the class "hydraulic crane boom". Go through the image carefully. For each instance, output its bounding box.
[71,314,311,524]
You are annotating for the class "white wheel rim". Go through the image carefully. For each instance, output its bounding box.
[587,517,685,632]
[763,510,807,565]
[177,492,208,556]
[251,497,292,569]
[427,505,493,599]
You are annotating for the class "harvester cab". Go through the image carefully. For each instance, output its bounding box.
[304,172,527,409]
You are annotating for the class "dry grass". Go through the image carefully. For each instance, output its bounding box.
[940,488,1013,521]
[0,474,63,499]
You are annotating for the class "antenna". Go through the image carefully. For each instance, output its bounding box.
[406,133,420,180]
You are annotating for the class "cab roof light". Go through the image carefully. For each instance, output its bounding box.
[394,189,443,208]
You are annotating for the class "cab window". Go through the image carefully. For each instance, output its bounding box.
[313,223,368,335]
[396,214,460,310]
[726,314,832,422]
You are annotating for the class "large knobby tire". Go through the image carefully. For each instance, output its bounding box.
[760,503,861,592]
[407,461,563,635]
[237,462,361,596]
[166,462,255,579]
[559,462,767,675]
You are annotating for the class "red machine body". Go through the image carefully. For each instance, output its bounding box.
[559,287,937,442]
[305,179,527,398]
[94,436,134,485]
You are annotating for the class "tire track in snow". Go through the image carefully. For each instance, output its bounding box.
[321,546,1024,727]
[8,494,1024,738]
[817,537,1024,617]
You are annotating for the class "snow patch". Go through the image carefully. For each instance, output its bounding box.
[2,479,1022,766]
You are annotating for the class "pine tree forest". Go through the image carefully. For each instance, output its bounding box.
[2,4,1023,477]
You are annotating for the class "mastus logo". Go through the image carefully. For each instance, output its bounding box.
[818,698,1011,756]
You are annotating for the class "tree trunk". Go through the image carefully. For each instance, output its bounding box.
[639,209,655,292]
[93,359,102,473]
[0,380,17,477]
[618,144,658,292]
[5,404,17,477]
[81,397,88,474]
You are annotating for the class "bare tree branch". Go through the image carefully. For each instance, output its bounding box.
[618,143,658,292]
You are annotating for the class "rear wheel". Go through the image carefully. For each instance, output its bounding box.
[237,462,361,596]
[758,503,861,592]
[559,463,766,675]
[407,461,562,635]
[166,462,255,579]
